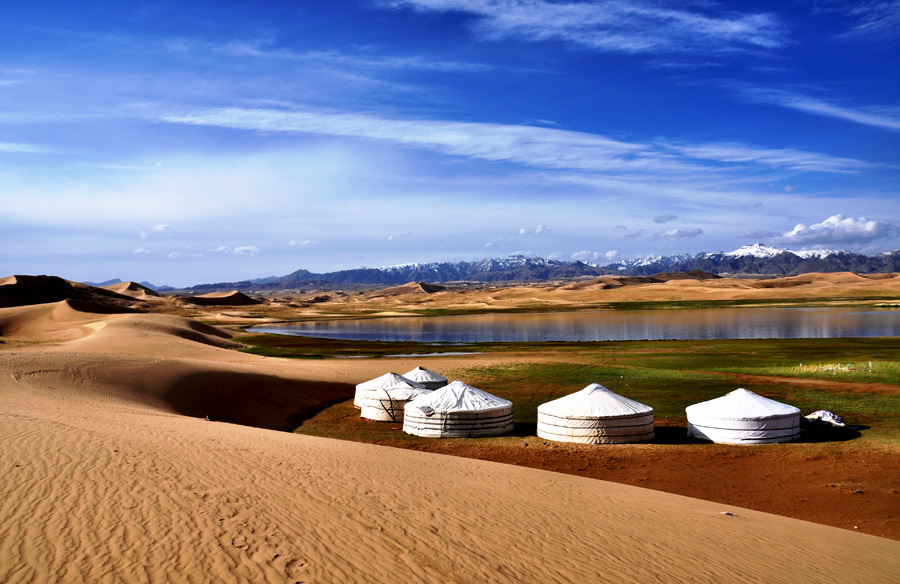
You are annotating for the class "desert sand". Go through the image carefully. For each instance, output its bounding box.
[2,294,900,583]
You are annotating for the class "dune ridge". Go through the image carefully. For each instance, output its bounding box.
[103,280,161,299]
[1,300,899,583]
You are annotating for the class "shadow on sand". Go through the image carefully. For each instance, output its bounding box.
[164,371,354,432]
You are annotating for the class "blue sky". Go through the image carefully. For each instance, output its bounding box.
[2,0,899,287]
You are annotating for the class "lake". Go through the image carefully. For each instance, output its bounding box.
[247,306,900,343]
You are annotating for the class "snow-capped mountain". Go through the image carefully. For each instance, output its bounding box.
[721,243,843,260]
[184,246,900,291]
[722,243,786,258]
[603,253,694,273]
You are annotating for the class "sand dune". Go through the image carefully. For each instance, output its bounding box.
[103,280,161,299]
[189,290,260,306]
[0,275,137,309]
[1,300,899,583]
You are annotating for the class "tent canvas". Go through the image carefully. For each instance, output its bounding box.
[354,373,430,422]
[537,383,655,444]
[686,388,801,444]
[403,380,514,438]
[402,366,448,390]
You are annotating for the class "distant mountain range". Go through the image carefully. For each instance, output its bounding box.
[83,278,164,291]
[181,244,900,291]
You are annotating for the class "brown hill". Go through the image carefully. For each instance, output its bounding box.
[376,281,446,296]
[185,290,260,306]
[0,275,140,309]
[653,269,720,281]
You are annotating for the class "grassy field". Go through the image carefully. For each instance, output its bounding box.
[237,335,900,445]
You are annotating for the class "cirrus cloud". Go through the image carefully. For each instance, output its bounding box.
[386,0,786,55]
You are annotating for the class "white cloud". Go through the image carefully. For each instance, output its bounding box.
[571,250,600,262]
[163,107,658,174]
[734,85,900,133]
[822,1,900,46]
[210,245,260,255]
[168,251,202,259]
[775,215,897,246]
[387,0,785,55]
[673,142,870,173]
[519,224,548,235]
[176,38,492,72]
[140,224,171,239]
[132,248,151,254]
[651,227,704,240]
[290,239,317,246]
[570,250,617,263]
[0,142,51,154]
[232,246,260,255]
[164,107,870,177]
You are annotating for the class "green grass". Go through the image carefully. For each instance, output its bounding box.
[259,335,900,447]
[236,333,485,359]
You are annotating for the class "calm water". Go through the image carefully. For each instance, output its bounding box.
[247,306,900,343]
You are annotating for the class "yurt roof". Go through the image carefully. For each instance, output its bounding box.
[356,372,425,392]
[407,380,510,414]
[538,384,652,419]
[686,388,799,421]
[402,366,448,383]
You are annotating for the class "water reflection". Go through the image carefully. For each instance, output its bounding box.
[248,307,900,343]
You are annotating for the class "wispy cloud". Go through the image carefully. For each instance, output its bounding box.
[210,245,260,255]
[733,85,900,133]
[227,43,491,72]
[671,141,871,172]
[162,106,870,176]
[168,251,202,259]
[162,107,663,173]
[386,0,786,54]
[652,213,677,224]
[0,142,52,154]
[822,1,900,46]
[774,214,898,246]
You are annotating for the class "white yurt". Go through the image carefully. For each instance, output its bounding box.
[354,373,431,422]
[537,384,655,444]
[402,366,448,390]
[686,388,801,444]
[403,381,514,438]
